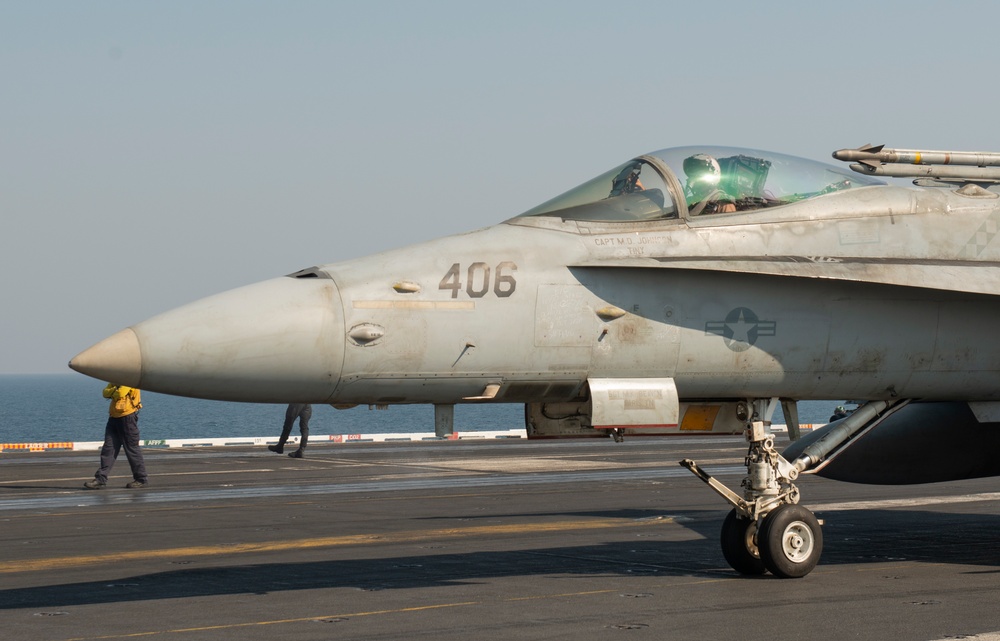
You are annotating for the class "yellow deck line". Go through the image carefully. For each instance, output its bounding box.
[2,517,668,574]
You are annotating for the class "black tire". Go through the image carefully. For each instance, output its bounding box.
[720,508,766,575]
[758,504,823,578]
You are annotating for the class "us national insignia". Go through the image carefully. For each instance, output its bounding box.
[705,307,776,352]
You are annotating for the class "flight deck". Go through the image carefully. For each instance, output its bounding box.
[2,434,999,641]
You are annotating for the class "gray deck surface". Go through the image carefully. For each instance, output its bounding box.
[2,435,999,640]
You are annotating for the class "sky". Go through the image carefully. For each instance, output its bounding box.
[2,1,999,374]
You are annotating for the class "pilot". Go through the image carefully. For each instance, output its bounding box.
[829,405,849,422]
[609,162,645,197]
[683,154,736,215]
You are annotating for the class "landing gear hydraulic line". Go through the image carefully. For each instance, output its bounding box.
[680,398,893,578]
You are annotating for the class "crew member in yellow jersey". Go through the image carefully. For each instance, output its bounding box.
[83,383,148,489]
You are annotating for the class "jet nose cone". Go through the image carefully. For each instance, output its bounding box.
[69,328,142,386]
[70,276,345,402]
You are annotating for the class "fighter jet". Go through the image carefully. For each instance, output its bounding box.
[70,143,1000,578]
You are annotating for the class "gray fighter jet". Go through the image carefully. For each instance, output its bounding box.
[70,144,1000,578]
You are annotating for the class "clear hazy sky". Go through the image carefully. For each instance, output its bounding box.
[2,1,997,374]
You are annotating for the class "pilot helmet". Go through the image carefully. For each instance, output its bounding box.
[835,405,847,413]
[683,154,721,187]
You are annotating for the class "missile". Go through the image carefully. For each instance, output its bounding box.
[833,144,1000,167]
[848,162,1000,181]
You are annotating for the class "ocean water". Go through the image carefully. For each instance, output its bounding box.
[0,374,841,444]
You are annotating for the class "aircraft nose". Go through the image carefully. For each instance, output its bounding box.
[69,328,142,386]
[69,276,345,403]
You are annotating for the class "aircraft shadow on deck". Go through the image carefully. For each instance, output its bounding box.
[3,508,998,609]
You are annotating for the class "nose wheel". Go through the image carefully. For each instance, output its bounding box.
[720,509,766,575]
[720,505,823,578]
[756,504,823,578]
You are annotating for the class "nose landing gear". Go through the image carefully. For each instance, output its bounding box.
[683,398,897,578]
[681,399,822,578]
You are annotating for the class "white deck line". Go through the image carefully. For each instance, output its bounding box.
[0,424,812,452]
[0,430,527,452]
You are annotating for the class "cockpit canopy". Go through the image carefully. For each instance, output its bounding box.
[520,146,885,222]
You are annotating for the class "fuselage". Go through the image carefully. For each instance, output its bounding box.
[70,146,1000,406]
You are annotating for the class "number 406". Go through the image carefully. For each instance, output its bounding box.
[439,262,517,299]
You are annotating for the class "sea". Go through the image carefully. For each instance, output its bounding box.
[0,374,842,444]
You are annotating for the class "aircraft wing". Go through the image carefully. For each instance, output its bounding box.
[571,256,1000,297]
